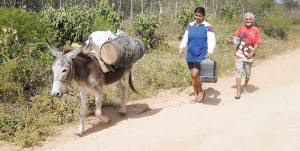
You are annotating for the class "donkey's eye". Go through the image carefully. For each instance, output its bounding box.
[62,69,67,73]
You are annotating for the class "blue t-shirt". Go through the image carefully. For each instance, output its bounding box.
[186,22,214,63]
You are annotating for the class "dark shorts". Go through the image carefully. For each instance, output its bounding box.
[187,61,201,70]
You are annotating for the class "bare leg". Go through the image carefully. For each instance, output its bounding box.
[235,60,243,99]
[243,62,252,92]
[191,68,202,102]
[235,78,242,99]
[78,91,88,135]
[244,78,249,86]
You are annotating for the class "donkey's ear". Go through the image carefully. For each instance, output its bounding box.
[45,39,62,57]
[66,47,82,59]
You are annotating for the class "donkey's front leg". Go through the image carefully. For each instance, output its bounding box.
[78,91,88,135]
[95,91,109,123]
[118,70,130,116]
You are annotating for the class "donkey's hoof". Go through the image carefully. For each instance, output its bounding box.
[76,130,84,136]
[119,112,127,117]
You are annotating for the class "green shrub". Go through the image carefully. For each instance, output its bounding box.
[0,8,50,64]
[0,8,42,43]
[0,59,23,103]
[262,14,291,40]
[175,0,204,30]
[0,29,20,64]
[0,90,79,147]
[41,5,94,46]
[133,13,160,49]
[247,0,275,16]
[41,1,122,46]
[220,1,241,22]
[131,44,191,98]
[92,1,123,32]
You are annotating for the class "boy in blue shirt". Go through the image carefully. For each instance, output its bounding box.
[178,6,216,103]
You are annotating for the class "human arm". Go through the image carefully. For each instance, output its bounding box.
[248,28,261,58]
[229,27,241,45]
[207,26,216,57]
[178,29,189,57]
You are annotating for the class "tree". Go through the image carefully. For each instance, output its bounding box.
[283,0,300,8]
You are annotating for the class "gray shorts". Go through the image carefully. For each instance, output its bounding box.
[235,60,253,80]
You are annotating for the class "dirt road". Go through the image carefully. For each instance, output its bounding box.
[19,47,300,151]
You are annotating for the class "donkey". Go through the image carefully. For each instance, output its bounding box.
[46,42,139,135]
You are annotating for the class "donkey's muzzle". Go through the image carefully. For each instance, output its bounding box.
[51,90,63,97]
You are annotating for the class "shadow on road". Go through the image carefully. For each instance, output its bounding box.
[200,87,222,105]
[82,103,161,137]
[231,84,260,93]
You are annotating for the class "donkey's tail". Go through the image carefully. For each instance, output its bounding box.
[129,71,140,95]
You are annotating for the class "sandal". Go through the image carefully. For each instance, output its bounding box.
[197,90,205,102]
[190,95,198,103]
[234,95,241,99]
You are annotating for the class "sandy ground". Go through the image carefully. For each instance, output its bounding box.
[2,47,300,151]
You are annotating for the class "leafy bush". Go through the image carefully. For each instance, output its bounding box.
[41,1,122,46]
[0,60,23,103]
[131,44,191,97]
[0,8,42,43]
[133,13,160,49]
[0,28,20,64]
[176,7,193,31]
[92,1,123,32]
[247,0,275,16]
[220,1,241,22]
[175,0,204,30]
[0,91,79,147]
[0,8,50,63]
[41,5,94,46]
[262,14,291,40]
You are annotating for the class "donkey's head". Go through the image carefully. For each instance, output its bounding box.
[46,41,82,97]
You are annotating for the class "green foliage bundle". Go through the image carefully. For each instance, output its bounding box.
[133,13,160,49]
[262,14,291,40]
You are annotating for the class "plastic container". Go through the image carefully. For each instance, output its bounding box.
[199,58,217,83]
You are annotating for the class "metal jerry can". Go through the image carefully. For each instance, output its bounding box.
[199,58,217,83]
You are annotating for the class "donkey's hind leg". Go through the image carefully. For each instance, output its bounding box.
[117,70,130,116]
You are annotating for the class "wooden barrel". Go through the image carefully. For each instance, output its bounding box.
[100,37,146,67]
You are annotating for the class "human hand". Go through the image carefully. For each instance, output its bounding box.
[206,53,211,58]
[178,49,185,57]
[228,36,234,44]
[229,36,240,45]
[247,47,255,58]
